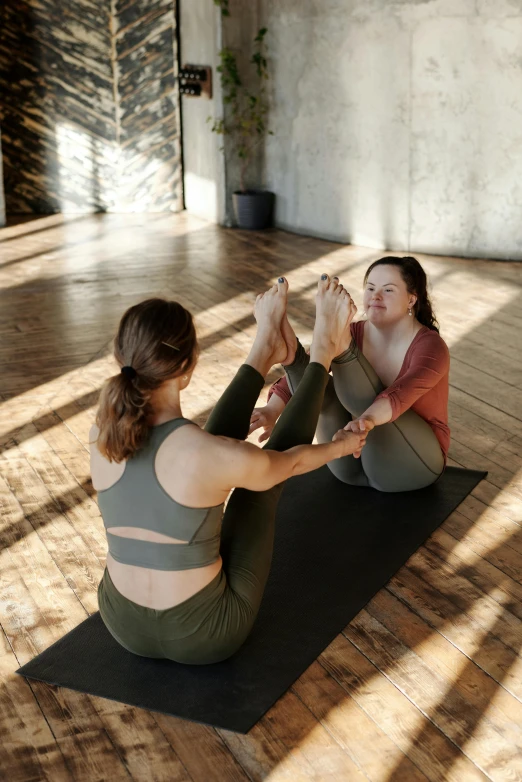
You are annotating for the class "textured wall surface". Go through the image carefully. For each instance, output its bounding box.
[179,0,224,223]
[0,0,182,213]
[180,0,265,226]
[262,0,522,260]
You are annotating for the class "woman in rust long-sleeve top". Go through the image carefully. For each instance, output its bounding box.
[249,256,449,492]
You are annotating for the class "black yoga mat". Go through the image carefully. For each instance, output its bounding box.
[17,465,486,733]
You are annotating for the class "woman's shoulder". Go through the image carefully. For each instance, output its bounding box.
[412,327,450,362]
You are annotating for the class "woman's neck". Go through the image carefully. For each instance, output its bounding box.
[148,386,183,425]
[148,407,183,426]
[366,316,422,346]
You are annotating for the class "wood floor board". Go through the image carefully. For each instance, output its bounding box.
[367,588,522,750]
[219,689,369,781]
[424,527,522,622]
[343,610,522,782]
[319,635,489,782]
[387,567,522,702]
[291,661,431,782]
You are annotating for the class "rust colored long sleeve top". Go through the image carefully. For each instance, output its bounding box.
[268,321,451,460]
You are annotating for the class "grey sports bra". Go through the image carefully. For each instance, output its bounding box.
[97,418,224,571]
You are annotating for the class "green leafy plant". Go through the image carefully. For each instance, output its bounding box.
[213,0,230,16]
[209,27,272,193]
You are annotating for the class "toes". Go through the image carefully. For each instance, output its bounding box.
[331,277,343,295]
[331,276,348,295]
[319,273,330,291]
[277,276,289,294]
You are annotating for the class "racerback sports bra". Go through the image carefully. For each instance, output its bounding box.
[97,419,224,571]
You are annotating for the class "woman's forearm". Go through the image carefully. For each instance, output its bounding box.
[239,433,365,491]
[286,440,346,476]
[266,392,286,416]
[360,397,393,426]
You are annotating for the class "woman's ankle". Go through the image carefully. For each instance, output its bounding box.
[332,338,358,364]
[283,339,308,369]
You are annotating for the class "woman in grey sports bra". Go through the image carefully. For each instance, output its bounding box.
[92,276,367,664]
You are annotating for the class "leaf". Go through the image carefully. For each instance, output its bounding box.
[214,0,230,16]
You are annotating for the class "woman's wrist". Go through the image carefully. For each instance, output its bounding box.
[267,394,286,416]
[360,397,392,427]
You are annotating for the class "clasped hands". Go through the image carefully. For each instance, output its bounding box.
[332,415,376,459]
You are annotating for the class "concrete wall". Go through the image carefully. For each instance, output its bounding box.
[261,0,522,260]
[180,0,263,225]
[218,0,264,222]
[179,0,225,223]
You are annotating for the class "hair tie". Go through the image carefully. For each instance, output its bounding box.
[121,366,137,379]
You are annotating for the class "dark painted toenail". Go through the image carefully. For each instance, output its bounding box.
[321,274,328,280]
[278,277,285,283]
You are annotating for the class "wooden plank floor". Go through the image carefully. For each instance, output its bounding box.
[1,212,522,782]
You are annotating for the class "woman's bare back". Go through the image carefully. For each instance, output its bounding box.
[90,423,226,609]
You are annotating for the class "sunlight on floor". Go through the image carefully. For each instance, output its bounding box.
[430,270,520,349]
[0,355,112,441]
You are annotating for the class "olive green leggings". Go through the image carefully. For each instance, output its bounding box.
[98,361,329,664]
[285,340,445,493]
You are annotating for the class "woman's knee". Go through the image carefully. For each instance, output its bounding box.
[362,446,444,492]
[360,413,444,492]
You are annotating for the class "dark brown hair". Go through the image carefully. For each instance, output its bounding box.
[95,298,198,462]
[364,256,439,332]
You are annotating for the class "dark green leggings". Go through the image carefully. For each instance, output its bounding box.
[285,340,445,492]
[98,361,329,664]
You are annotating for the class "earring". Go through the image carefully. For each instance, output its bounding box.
[183,375,188,381]
[408,308,412,317]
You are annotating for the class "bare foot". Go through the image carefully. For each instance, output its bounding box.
[310,274,357,369]
[280,312,298,366]
[247,278,289,372]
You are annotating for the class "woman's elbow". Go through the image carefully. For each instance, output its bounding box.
[263,452,295,487]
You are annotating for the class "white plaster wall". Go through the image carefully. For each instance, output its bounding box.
[263,0,522,260]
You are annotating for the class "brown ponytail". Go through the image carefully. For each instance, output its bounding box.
[95,299,198,462]
[364,256,440,332]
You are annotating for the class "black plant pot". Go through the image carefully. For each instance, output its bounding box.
[232,190,275,230]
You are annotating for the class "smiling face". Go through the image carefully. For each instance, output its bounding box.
[363,265,417,326]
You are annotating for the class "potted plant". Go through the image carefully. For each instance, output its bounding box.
[209,20,274,230]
